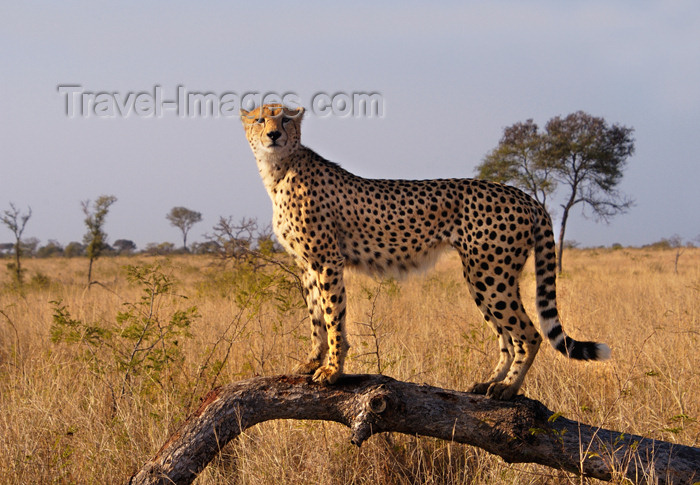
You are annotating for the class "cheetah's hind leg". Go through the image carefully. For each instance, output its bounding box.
[468,332,515,395]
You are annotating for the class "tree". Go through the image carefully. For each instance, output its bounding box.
[476,120,556,207]
[478,112,635,273]
[144,242,176,256]
[190,241,219,255]
[82,195,117,286]
[113,239,137,255]
[545,112,635,272]
[1,203,32,286]
[0,243,14,256]
[20,237,40,258]
[204,216,257,263]
[64,241,86,258]
[166,207,202,252]
[36,240,64,258]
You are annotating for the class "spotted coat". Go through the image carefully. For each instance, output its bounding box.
[240,104,610,400]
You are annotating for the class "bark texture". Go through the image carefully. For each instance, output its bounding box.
[128,374,700,485]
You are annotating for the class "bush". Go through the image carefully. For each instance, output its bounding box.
[64,241,86,257]
[50,262,198,404]
[30,272,51,289]
[36,240,64,258]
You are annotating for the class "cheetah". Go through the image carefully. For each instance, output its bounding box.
[240,104,611,400]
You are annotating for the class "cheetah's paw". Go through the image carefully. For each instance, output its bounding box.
[485,382,518,400]
[468,382,491,395]
[292,360,322,375]
[312,365,341,385]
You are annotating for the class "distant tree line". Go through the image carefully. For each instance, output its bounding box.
[0,203,196,257]
[0,235,260,259]
[2,232,693,262]
[0,195,283,288]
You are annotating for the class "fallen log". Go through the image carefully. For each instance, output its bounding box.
[128,374,700,485]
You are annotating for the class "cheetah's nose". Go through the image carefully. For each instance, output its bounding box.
[267,131,282,142]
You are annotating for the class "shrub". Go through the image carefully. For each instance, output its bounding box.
[50,262,197,404]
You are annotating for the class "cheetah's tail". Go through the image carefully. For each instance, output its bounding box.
[532,209,611,361]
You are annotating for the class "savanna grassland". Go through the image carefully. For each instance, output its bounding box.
[0,247,698,484]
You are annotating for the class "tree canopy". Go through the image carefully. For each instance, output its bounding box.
[166,207,202,252]
[478,119,556,206]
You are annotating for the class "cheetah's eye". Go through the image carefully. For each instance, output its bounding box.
[255,118,265,124]
[281,117,292,124]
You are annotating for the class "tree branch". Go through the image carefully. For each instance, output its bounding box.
[128,375,700,485]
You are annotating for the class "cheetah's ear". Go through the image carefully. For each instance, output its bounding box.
[239,108,249,120]
[289,106,305,121]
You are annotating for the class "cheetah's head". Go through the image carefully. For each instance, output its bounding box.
[240,104,304,160]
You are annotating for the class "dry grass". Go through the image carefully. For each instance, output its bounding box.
[0,248,698,484]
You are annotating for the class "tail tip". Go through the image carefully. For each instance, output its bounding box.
[596,343,611,361]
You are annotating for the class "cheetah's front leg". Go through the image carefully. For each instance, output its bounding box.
[311,261,349,385]
[292,268,328,375]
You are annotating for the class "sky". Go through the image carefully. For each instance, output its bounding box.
[1,1,699,250]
